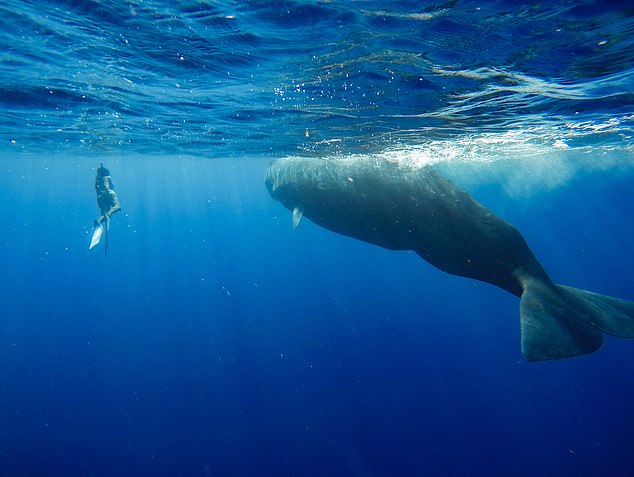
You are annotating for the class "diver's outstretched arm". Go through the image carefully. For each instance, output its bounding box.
[107,204,121,216]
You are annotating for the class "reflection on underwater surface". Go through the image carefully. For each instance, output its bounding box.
[0,1,633,157]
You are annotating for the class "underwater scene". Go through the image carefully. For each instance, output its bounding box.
[1,1,633,476]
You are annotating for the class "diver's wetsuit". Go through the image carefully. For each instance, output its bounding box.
[95,164,121,223]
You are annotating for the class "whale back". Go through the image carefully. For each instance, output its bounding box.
[265,156,547,296]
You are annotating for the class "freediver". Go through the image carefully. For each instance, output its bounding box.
[90,163,121,254]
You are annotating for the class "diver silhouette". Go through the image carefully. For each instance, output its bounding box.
[89,164,121,255]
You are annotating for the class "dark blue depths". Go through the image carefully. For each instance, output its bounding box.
[0,157,633,477]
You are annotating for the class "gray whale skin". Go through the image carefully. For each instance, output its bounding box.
[265,156,634,361]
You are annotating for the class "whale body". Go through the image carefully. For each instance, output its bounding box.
[265,156,634,361]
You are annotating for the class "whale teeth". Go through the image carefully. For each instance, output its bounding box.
[292,207,304,229]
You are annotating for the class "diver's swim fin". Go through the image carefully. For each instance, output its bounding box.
[89,221,104,250]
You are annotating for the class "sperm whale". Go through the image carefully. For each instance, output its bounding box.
[265,155,634,361]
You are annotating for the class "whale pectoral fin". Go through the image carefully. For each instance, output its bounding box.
[292,207,304,229]
[520,279,603,361]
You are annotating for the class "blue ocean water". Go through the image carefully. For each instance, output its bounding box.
[1,1,634,476]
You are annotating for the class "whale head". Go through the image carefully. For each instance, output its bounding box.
[265,156,348,217]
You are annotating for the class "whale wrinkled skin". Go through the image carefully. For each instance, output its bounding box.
[265,156,634,361]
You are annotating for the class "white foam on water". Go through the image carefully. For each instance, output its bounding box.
[350,119,634,197]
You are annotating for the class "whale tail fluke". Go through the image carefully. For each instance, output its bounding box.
[519,279,634,361]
